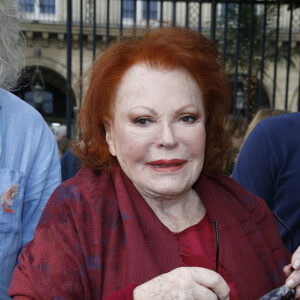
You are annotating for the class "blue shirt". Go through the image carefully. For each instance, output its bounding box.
[232,112,300,253]
[0,89,61,299]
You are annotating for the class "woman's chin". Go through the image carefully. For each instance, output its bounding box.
[135,181,191,199]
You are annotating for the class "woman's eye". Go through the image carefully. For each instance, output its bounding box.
[180,115,196,124]
[134,118,151,126]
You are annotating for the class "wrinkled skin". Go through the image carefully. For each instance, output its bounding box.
[133,267,230,300]
[133,246,300,300]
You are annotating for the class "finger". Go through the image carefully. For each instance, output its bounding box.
[291,246,300,270]
[193,282,222,300]
[292,259,300,271]
[285,268,300,294]
[190,267,230,300]
[283,264,292,276]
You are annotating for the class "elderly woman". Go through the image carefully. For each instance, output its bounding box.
[9,27,300,300]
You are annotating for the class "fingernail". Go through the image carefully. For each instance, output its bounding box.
[286,279,294,288]
[293,260,300,269]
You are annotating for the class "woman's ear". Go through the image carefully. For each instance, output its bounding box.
[104,121,117,157]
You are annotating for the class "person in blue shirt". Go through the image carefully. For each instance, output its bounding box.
[232,112,300,254]
[0,1,61,298]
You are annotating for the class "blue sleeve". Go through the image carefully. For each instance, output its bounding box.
[21,122,61,248]
[0,91,61,299]
[232,123,276,209]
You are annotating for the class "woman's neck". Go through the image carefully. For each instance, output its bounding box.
[136,187,206,233]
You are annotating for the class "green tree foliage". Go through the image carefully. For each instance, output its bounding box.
[216,2,299,117]
[217,3,298,77]
[280,0,300,10]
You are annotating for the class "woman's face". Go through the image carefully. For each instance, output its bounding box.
[106,64,206,198]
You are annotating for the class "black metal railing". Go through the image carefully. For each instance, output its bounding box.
[19,0,300,137]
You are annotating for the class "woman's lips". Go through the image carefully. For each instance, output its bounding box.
[147,159,187,172]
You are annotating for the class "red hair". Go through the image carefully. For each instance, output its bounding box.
[74,26,232,175]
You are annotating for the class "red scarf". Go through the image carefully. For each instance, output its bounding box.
[10,166,290,299]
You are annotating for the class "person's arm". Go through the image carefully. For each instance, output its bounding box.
[250,190,291,287]
[232,123,276,208]
[257,199,300,299]
[21,122,61,249]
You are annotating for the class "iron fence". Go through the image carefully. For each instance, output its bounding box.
[19,0,300,137]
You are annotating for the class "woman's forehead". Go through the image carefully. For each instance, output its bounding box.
[116,64,201,97]
[112,63,204,115]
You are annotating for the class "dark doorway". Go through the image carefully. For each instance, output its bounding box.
[13,66,76,125]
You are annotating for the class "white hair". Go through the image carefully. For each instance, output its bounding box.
[0,0,25,90]
[54,125,67,141]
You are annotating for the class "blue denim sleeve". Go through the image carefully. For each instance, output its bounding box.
[21,120,61,249]
[0,90,61,300]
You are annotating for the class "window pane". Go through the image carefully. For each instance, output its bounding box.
[42,91,53,114]
[142,1,158,19]
[40,0,55,14]
[24,91,53,114]
[19,0,34,13]
[123,0,134,18]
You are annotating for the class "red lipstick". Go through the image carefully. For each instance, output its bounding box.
[147,159,187,172]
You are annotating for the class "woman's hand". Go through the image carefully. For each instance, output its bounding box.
[283,245,300,299]
[133,267,230,300]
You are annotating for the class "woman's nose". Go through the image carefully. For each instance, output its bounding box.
[156,123,178,149]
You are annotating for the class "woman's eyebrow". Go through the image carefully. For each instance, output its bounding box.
[173,104,200,114]
[128,106,157,115]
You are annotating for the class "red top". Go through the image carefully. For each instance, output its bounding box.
[175,214,238,300]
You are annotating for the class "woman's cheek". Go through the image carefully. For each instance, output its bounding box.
[122,133,150,161]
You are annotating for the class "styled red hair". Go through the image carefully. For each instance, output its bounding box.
[74,26,232,175]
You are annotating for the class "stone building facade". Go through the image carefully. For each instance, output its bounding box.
[17,0,300,130]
